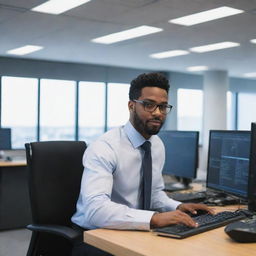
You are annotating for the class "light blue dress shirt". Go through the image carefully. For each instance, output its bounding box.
[71,121,180,230]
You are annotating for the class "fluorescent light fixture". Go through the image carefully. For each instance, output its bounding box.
[169,6,244,26]
[7,45,43,55]
[190,41,240,53]
[150,50,189,59]
[91,25,163,44]
[250,39,256,44]
[31,0,91,15]
[244,72,256,78]
[187,66,208,72]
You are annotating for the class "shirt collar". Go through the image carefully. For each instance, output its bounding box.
[124,121,152,149]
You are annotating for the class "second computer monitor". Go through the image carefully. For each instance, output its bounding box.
[158,130,199,181]
[206,130,251,199]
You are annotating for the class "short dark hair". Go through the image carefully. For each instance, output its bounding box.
[129,72,170,100]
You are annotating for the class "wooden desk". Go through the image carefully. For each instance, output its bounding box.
[84,207,256,256]
[0,160,26,167]
[0,160,32,230]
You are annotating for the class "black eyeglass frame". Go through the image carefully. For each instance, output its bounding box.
[133,99,173,114]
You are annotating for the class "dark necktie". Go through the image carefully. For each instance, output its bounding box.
[141,141,152,210]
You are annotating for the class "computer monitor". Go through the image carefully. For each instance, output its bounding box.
[248,123,256,211]
[0,128,12,150]
[158,130,199,191]
[206,130,250,199]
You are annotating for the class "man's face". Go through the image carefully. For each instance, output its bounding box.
[129,87,169,139]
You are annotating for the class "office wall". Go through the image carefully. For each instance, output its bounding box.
[0,56,163,84]
[230,77,256,93]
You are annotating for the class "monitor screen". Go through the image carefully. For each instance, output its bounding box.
[206,130,250,198]
[158,131,199,179]
[248,123,256,211]
[0,128,12,150]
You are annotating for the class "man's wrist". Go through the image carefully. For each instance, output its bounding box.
[150,212,159,229]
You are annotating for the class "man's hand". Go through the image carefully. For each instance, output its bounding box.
[177,203,214,215]
[150,203,214,229]
[150,210,198,229]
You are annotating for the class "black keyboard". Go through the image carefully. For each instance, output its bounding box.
[169,191,247,206]
[153,210,248,239]
[170,191,206,203]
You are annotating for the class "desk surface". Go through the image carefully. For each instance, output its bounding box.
[84,206,256,256]
[0,161,26,167]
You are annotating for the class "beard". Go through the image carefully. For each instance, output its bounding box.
[133,110,164,136]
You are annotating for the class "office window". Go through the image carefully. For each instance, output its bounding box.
[1,76,38,148]
[177,89,203,133]
[107,83,129,129]
[40,79,76,141]
[237,92,256,130]
[79,81,105,144]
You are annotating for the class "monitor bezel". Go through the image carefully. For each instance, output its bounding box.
[248,123,256,211]
[206,129,250,199]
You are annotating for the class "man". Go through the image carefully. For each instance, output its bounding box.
[72,72,212,254]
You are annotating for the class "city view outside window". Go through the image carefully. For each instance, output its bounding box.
[79,81,105,144]
[1,76,38,148]
[40,79,76,141]
[238,92,256,130]
[177,88,203,134]
[107,83,130,130]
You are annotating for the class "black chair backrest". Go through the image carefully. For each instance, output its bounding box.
[25,141,86,226]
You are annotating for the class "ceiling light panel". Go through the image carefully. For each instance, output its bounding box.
[31,0,91,15]
[190,42,240,53]
[169,6,244,26]
[244,72,256,78]
[91,26,163,44]
[7,45,44,55]
[150,50,189,59]
[187,66,208,71]
[250,39,256,44]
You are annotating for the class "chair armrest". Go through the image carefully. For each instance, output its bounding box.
[27,224,82,243]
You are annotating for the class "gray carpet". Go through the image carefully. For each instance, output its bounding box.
[0,229,31,256]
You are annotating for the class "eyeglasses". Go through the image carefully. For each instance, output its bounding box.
[133,100,173,114]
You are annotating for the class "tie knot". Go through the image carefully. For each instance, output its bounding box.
[141,141,151,152]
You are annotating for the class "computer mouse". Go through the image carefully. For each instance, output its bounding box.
[225,217,256,243]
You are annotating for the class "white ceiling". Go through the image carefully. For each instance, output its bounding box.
[0,0,256,78]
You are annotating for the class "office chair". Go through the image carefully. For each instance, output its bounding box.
[25,141,87,256]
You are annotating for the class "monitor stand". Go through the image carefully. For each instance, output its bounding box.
[164,177,192,192]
